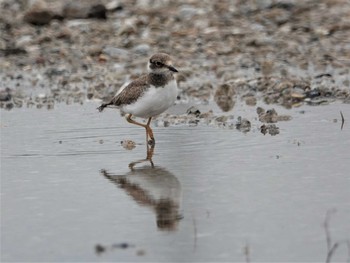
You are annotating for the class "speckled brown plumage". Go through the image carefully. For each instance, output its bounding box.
[98,75,148,111]
[113,75,149,106]
[97,72,175,112]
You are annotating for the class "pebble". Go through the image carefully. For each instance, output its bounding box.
[178,5,199,20]
[106,0,123,11]
[102,47,129,59]
[236,116,251,133]
[215,116,228,123]
[214,83,236,112]
[258,108,278,123]
[132,44,151,55]
[245,96,257,106]
[95,244,105,254]
[62,1,106,19]
[23,0,54,25]
[186,106,201,117]
[136,249,146,256]
[260,124,280,136]
[257,107,292,123]
[0,88,12,101]
[121,140,136,150]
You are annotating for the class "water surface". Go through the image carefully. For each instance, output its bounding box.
[1,102,350,262]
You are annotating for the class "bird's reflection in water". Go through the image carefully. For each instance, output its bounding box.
[101,146,183,231]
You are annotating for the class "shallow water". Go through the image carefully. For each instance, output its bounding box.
[1,102,350,262]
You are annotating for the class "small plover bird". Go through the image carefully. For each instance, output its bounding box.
[98,53,178,146]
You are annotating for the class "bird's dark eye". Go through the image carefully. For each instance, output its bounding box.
[155,61,162,66]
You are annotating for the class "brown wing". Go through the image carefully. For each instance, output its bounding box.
[111,75,149,106]
[98,75,150,112]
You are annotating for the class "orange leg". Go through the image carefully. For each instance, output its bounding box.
[146,117,155,146]
[126,114,155,146]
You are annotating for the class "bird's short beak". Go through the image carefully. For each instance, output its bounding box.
[167,65,178,73]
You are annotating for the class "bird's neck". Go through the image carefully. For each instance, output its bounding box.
[148,72,174,87]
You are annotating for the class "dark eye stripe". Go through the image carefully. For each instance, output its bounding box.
[150,60,164,67]
[151,61,162,66]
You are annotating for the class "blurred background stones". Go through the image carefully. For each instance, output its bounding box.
[1,0,350,111]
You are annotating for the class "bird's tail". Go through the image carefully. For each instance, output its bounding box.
[97,103,108,112]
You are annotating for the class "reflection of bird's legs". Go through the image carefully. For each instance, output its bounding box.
[126,114,155,146]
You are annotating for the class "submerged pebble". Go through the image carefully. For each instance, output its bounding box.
[257,107,292,123]
[260,124,280,136]
[121,140,136,150]
[236,116,251,133]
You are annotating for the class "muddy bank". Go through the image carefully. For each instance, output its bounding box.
[1,0,350,114]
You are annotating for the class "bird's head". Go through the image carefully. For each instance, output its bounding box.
[148,53,178,74]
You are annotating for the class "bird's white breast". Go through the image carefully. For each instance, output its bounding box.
[122,79,178,118]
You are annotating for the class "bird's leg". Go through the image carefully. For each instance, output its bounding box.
[146,143,155,168]
[126,114,148,127]
[146,117,155,146]
[126,114,155,146]
[129,143,155,170]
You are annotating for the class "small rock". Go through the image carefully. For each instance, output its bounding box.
[314,73,332,79]
[98,54,108,63]
[0,88,12,102]
[178,5,199,20]
[5,102,14,110]
[106,0,123,11]
[256,107,265,116]
[112,242,132,249]
[188,119,200,126]
[62,1,106,19]
[305,98,331,106]
[258,108,278,123]
[214,83,236,112]
[306,89,321,99]
[199,110,214,119]
[291,92,306,100]
[15,35,33,48]
[245,96,257,106]
[277,115,292,121]
[186,106,201,117]
[260,124,280,136]
[23,0,54,25]
[0,47,27,56]
[236,116,251,133]
[132,44,151,55]
[102,46,129,59]
[88,4,107,19]
[121,140,136,150]
[95,244,105,255]
[215,115,228,123]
